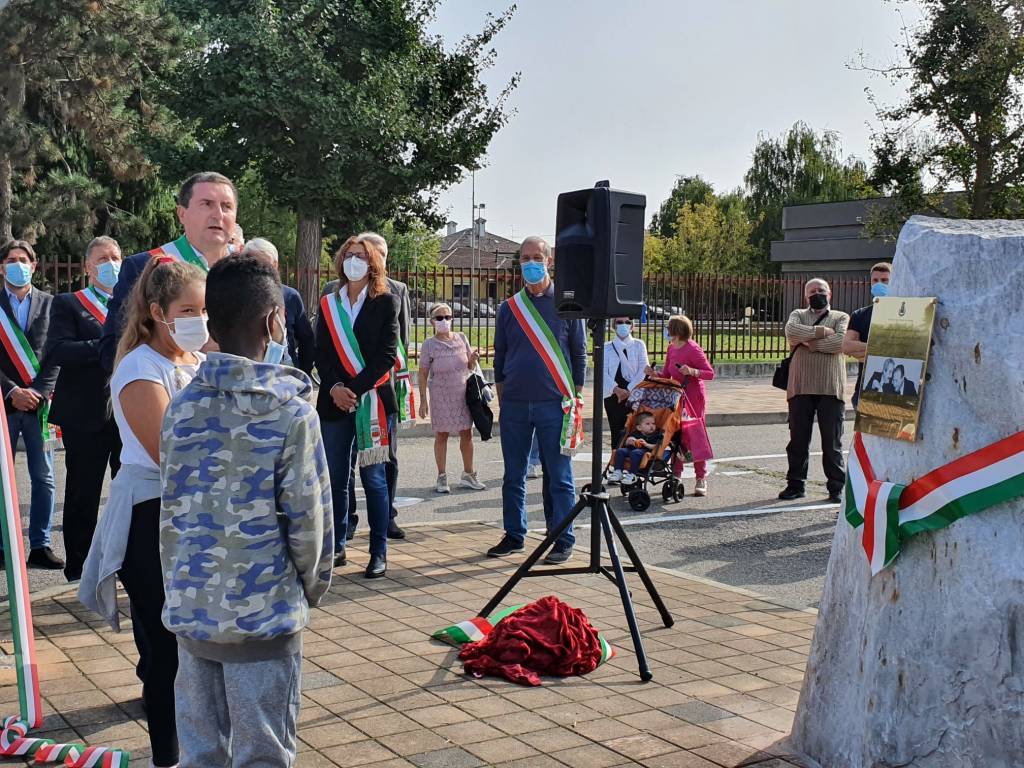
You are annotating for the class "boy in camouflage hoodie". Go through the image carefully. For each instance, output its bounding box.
[160,254,333,767]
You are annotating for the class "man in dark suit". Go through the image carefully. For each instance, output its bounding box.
[242,238,315,375]
[0,240,61,568]
[99,172,238,372]
[44,236,124,581]
[886,364,919,398]
[322,231,410,541]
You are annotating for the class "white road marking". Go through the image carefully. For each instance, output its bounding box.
[527,502,838,532]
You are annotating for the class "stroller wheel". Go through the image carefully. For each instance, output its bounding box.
[663,477,684,504]
[619,482,631,496]
[628,489,651,512]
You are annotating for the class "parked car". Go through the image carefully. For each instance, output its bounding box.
[449,302,472,318]
[473,301,496,318]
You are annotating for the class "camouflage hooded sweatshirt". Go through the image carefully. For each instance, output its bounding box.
[159,352,334,662]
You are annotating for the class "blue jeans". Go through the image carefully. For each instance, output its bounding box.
[614,447,647,473]
[7,410,55,549]
[500,399,575,549]
[322,416,391,556]
[528,434,541,468]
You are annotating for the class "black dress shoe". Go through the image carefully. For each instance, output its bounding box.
[387,520,406,540]
[27,547,65,570]
[365,554,387,579]
[828,491,843,504]
[333,548,347,567]
[778,486,806,501]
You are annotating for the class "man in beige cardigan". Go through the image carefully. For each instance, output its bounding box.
[780,278,849,503]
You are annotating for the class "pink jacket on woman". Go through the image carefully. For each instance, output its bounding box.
[659,340,715,417]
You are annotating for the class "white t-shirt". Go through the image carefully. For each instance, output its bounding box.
[111,344,204,470]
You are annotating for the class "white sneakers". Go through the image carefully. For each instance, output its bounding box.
[621,471,637,485]
[694,478,708,496]
[607,468,623,482]
[527,463,542,478]
[437,471,486,492]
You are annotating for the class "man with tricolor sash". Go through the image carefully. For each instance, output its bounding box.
[99,172,238,372]
[322,231,411,542]
[44,236,124,582]
[0,240,60,569]
[489,236,587,564]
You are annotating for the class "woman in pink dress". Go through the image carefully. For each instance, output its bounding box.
[418,303,486,494]
[646,315,715,496]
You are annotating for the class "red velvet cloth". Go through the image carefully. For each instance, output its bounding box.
[458,595,603,686]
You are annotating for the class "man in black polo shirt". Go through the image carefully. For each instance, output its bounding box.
[842,262,893,407]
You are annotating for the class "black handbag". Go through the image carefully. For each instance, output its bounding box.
[465,372,494,441]
[772,311,830,391]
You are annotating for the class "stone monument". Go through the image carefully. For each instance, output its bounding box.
[788,216,1024,766]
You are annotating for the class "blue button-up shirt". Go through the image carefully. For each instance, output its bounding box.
[5,288,31,329]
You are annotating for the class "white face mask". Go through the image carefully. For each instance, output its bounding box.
[161,314,209,353]
[343,256,369,282]
[434,319,451,334]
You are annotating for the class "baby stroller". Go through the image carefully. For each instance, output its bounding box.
[599,376,686,512]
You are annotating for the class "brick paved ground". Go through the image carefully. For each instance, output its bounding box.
[0,522,814,767]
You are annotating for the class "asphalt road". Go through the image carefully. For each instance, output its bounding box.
[3,422,841,609]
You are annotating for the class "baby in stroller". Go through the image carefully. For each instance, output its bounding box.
[607,412,662,485]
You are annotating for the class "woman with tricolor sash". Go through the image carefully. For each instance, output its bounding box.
[79,257,208,768]
[314,235,400,580]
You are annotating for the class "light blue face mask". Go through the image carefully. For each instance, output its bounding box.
[871,282,890,299]
[97,260,121,290]
[263,310,287,365]
[521,260,547,285]
[663,327,671,340]
[5,262,32,288]
[615,323,631,339]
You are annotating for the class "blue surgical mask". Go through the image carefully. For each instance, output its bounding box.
[871,282,890,299]
[263,310,287,365]
[615,323,631,339]
[5,262,32,288]
[521,260,547,285]
[97,261,120,290]
[663,327,671,340]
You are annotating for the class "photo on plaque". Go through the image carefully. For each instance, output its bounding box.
[855,296,937,441]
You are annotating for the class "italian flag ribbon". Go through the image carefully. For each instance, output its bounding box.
[73,287,108,325]
[148,234,208,273]
[845,430,1024,575]
[393,339,416,427]
[506,290,585,456]
[0,305,49,440]
[319,294,390,466]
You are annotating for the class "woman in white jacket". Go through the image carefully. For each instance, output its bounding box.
[603,316,649,449]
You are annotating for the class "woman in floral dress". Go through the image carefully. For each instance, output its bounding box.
[418,303,486,493]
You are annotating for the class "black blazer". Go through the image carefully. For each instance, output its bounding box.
[0,287,58,404]
[43,291,114,432]
[322,277,410,348]
[315,290,400,422]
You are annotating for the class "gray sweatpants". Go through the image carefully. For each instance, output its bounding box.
[175,645,302,767]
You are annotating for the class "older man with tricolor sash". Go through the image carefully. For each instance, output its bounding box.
[99,172,238,372]
[490,236,587,564]
[0,240,60,569]
[44,236,124,582]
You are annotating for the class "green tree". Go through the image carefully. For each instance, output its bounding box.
[164,0,518,309]
[378,219,440,271]
[649,175,714,238]
[744,121,874,267]
[865,0,1024,234]
[0,0,183,245]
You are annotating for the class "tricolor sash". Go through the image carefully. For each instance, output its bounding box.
[148,234,208,273]
[0,307,49,440]
[394,339,416,427]
[845,430,1024,575]
[506,290,584,456]
[319,294,390,466]
[73,287,108,325]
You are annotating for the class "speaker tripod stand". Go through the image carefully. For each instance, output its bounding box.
[479,317,674,681]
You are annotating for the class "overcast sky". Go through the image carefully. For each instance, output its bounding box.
[429,0,922,242]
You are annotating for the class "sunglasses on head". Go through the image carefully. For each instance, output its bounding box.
[434,315,452,321]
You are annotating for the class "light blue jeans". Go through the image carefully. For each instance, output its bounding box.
[7,410,55,549]
[500,399,576,549]
[175,644,301,767]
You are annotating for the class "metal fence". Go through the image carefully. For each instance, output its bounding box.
[35,256,869,365]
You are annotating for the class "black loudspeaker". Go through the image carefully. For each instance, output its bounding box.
[554,180,646,319]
